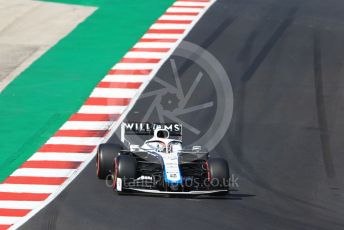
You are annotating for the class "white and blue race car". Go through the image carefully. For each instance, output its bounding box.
[96,123,230,195]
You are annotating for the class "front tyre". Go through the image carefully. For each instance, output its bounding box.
[96,144,122,179]
[113,155,137,194]
[207,158,230,195]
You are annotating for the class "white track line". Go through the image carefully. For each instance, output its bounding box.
[134,42,177,48]
[150,24,189,29]
[46,137,102,145]
[142,34,183,39]
[173,2,208,6]
[101,75,148,83]
[0,184,58,194]
[60,121,113,130]
[0,217,21,225]
[78,105,126,114]
[11,168,76,177]
[90,88,138,98]
[124,52,168,59]
[114,63,158,69]
[159,15,197,20]
[28,153,91,162]
[0,201,43,210]
[167,7,203,12]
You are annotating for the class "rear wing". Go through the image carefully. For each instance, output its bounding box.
[120,122,182,144]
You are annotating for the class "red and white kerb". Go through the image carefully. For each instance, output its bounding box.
[0,0,216,229]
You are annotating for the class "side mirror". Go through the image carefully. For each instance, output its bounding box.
[192,146,202,151]
[130,145,140,152]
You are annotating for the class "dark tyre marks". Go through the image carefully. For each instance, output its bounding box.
[179,15,240,75]
[241,7,298,81]
[313,30,336,178]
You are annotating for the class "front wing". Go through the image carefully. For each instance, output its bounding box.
[126,188,228,195]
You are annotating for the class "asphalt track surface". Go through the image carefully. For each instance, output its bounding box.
[22,0,344,229]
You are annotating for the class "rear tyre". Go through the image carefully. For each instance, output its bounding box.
[207,158,230,195]
[113,155,137,194]
[96,144,122,179]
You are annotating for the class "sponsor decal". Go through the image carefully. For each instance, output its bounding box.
[116,178,122,192]
[124,122,182,136]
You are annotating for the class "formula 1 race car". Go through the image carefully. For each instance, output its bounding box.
[96,122,230,195]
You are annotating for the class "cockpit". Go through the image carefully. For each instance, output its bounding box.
[143,141,166,153]
[141,140,182,154]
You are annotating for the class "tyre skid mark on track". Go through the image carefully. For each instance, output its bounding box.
[313,30,336,179]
